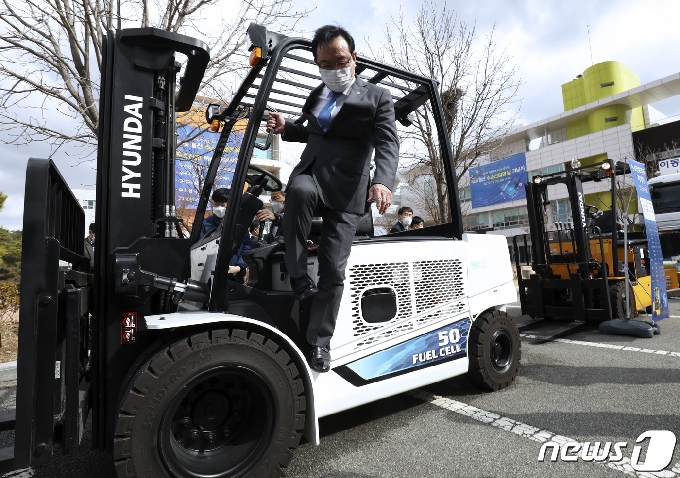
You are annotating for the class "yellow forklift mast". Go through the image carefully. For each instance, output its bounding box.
[514,160,654,340]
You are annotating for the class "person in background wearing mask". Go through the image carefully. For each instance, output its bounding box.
[390,206,413,233]
[266,25,399,372]
[255,188,286,243]
[200,188,230,238]
[199,188,251,283]
[410,216,424,229]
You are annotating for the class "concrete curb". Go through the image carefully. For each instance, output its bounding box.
[0,361,17,382]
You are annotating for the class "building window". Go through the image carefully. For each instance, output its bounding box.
[464,212,489,231]
[647,147,680,163]
[459,186,471,203]
[528,163,564,182]
[492,206,529,230]
[601,82,614,88]
[551,199,572,226]
[82,200,95,210]
[252,134,273,160]
[605,117,618,123]
[424,179,436,201]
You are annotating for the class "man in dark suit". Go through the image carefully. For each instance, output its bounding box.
[267,25,399,372]
[390,206,413,233]
[255,189,285,244]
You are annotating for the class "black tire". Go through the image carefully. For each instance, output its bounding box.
[610,281,637,319]
[114,328,306,478]
[466,310,521,391]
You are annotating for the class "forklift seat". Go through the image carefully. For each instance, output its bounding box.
[307,212,374,243]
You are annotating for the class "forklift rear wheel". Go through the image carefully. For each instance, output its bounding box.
[610,281,637,319]
[114,329,306,478]
[466,310,521,391]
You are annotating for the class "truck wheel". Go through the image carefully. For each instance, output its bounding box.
[610,281,637,319]
[114,328,306,478]
[467,310,521,391]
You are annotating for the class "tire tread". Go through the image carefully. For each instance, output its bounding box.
[113,328,306,478]
[466,310,521,392]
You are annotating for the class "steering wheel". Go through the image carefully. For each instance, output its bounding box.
[585,204,602,218]
[245,164,282,193]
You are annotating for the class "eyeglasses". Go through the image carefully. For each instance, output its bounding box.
[318,58,353,70]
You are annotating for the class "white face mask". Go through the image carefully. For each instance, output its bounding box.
[271,201,284,213]
[401,216,412,227]
[318,66,354,93]
[213,206,226,218]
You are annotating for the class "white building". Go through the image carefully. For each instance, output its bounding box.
[461,62,680,243]
[70,188,96,238]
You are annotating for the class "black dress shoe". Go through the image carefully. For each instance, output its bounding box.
[309,345,331,373]
[291,274,318,301]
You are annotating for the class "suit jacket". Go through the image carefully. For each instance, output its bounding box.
[282,78,399,215]
[390,221,406,234]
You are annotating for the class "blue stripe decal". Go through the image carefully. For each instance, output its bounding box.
[346,317,471,381]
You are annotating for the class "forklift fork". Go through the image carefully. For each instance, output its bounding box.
[0,159,93,472]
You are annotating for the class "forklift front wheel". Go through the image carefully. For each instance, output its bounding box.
[114,329,306,478]
[466,310,521,391]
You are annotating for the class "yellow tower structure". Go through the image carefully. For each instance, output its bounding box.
[561,61,646,140]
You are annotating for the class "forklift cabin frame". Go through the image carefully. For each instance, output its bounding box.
[514,160,633,323]
[187,24,465,315]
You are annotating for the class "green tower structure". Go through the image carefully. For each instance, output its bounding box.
[562,61,646,140]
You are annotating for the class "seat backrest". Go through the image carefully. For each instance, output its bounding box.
[355,212,373,237]
[308,213,373,243]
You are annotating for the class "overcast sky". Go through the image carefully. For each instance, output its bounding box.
[1,0,679,231]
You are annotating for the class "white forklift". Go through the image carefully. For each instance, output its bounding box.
[7,24,520,478]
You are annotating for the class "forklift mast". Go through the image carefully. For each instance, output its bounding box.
[525,171,591,277]
[93,28,209,450]
[4,29,210,473]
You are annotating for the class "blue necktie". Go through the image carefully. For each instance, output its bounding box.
[317,90,342,132]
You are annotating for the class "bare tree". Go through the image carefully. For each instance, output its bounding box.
[371,1,521,223]
[0,0,308,156]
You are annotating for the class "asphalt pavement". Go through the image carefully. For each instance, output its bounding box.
[2,298,680,477]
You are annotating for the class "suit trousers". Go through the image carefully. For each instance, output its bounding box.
[282,174,361,347]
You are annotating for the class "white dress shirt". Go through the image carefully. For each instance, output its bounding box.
[310,79,356,124]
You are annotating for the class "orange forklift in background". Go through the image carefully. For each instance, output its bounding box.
[513,159,656,340]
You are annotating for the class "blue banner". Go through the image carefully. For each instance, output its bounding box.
[175,126,242,208]
[346,318,471,381]
[469,153,527,208]
[629,159,669,321]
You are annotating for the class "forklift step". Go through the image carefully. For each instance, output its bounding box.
[520,321,586,343]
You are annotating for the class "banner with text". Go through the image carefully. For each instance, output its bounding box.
[175,126,242,208]
[629,158,669,321]
[469,153,527,208]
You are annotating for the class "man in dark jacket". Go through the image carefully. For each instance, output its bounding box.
[200,188,230,238]
[249,220,262,249]
[200,188,251,283]
[390,206,413,233]
[255,189,286,244]
[267,25,399,372]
